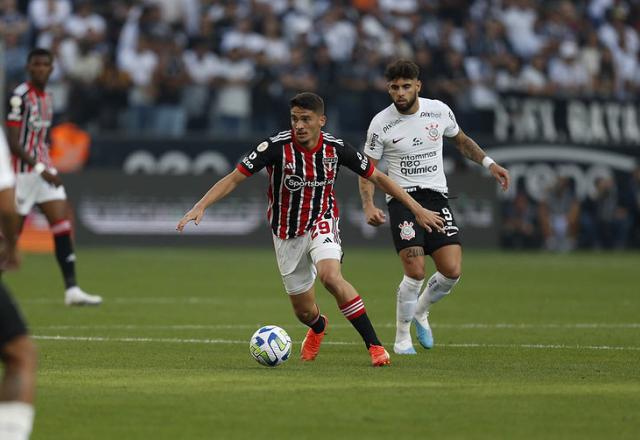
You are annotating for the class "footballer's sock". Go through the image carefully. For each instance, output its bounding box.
[396,275,424,342]
[0,402,34,440]
[52,220,77,289]
[307,310,326,334]
[415,271,460,317]
[339,295,381,348]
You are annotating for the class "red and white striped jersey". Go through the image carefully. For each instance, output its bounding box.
[237,130,374,239]
[5,82,54,173]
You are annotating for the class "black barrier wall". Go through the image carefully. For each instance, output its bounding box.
[63,170,498,248]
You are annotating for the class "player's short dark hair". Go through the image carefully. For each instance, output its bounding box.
[384,59,420,81]
[289,92,324,115]
[27,48,53,63]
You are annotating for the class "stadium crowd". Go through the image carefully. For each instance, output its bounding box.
[2,0,640,136]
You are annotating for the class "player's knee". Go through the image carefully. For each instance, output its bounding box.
[317,270,343,293]
[404,266,425,280]
[3,336,37,372]
[439,262,462,280]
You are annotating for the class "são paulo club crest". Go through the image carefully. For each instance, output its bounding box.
[426,123,439,141]
[398,221,416,241]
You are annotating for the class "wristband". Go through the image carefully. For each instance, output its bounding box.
[33,162,46,175]
[482,156,495,169]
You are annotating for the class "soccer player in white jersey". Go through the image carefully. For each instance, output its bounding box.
[0,127,37,440]
[5,48,101,306]
[359,60,510,354]
[178,92,445,366]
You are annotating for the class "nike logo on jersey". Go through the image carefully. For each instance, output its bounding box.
[392,137,405,144]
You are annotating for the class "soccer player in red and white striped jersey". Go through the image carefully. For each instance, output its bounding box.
[177,92,444,366]
[5,48,101,306]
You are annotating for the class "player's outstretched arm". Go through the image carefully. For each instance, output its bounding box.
[358,156,386,226]
[451,129,510,191]
[176,169,247,232]
[367,169,444,233]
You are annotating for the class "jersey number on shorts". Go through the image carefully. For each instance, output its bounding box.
[310,220,331,239]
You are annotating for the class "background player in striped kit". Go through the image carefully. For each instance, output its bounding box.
[359,59,510,354]
[5,49,101,306]
[177,92,445,366]
[0,126,37,440]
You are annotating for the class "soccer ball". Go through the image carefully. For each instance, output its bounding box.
[249,325,292,367]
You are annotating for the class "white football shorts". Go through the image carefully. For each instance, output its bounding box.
[272,218,343,295]
[15,172,67,216]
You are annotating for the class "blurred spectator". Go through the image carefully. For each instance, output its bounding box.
[1,31,29,86]
[182,38,222,131]
[65,0,106,44]
[0,0,29,43]
[1,0,639,138]
[29,0,72,47]
[211,47,255,135]
[621,166,640,247]
[580,176,631,249]
[548,40,592,95]
[539,177,580,252]
[501,189,541,249]
[119,34,159,133]
[498,0,544,59]
[153,35,189,137]
[519,54,552,95]
[94,53,131,130]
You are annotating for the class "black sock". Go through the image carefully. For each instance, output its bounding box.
[54,232,77,289]
[309,313,326,334]
[339,295,382,348]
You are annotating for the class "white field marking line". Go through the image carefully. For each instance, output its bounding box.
[23,297,228,305]
[33,323,640,331]
[32,335,640,351]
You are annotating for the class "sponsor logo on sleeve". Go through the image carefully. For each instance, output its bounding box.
[368,132,379,149]
[8,96,22,121]
[256,141,268,152]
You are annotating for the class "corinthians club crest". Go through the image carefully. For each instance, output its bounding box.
[399,221,416,241]
[426,123,439,141]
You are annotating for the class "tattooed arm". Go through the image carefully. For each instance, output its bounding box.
[450,128,511,191]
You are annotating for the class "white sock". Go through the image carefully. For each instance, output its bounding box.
[0,402,34,440]
[396,275,424,342]
[415,271,460,317]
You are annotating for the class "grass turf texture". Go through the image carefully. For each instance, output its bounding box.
[4,248,640,439]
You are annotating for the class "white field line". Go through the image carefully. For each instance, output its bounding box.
[32,323,640,330]
[32,335,640,351]
[23,297,228,305]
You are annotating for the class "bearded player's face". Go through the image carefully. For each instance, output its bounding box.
[388,78,421,113]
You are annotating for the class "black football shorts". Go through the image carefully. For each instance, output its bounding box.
[387,188,462,254]
[0,282,28,349]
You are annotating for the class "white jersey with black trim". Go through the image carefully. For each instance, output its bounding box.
[0,127,16,191]
[364,97,459,200]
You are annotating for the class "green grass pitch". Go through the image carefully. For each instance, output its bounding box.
[4,248,640,439]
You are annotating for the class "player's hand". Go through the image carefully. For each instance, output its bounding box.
[364,204,386,226]
[0,245,21,271]
[414,208,445,234]
[489,163,510,191]
[41,170,63,187]
[176,205,205,232]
